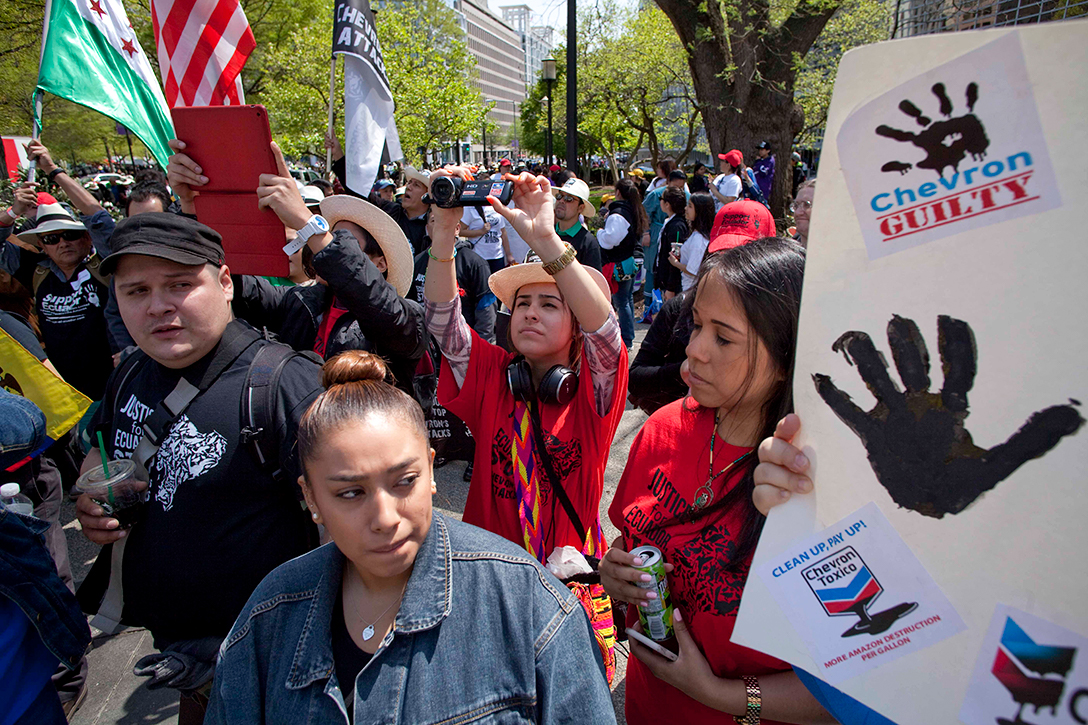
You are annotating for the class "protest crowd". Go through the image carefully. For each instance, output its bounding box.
[0,119,885,725]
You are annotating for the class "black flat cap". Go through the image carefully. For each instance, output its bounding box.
[101,212,225,275]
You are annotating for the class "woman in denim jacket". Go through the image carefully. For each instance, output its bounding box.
[205,351,615,725]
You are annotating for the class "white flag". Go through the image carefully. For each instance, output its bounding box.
[333,0,402,193]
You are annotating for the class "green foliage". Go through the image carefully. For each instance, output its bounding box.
[520,2,702,179]
[579,1,702,167]
[375,0,491,166]
[795,0,891,144]
[258,10,344,158]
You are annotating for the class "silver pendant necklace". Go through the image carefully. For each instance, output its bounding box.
[353,577,408,642]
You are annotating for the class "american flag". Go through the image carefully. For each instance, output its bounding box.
[150,0,256,107]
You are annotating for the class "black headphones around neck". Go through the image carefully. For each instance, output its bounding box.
[506,357,578,406]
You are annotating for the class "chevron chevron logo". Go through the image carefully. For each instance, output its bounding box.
[990,617,1078,724]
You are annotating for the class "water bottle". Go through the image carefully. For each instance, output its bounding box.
[1,483,35,517]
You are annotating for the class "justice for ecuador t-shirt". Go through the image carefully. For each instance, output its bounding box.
[609,398,790,725]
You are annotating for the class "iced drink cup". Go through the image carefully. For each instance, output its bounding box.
[76,459,148,529]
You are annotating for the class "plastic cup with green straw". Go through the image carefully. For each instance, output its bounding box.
[96,431,114,509]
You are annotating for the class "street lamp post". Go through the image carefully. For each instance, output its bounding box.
[542,57,556,167]
[566,0,577,173]
[484,98,495,167]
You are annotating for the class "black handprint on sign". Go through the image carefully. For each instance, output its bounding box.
[875,83,990,178]
[813,315,1083,518]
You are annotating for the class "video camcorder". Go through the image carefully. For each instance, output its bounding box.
[426,177,514,208]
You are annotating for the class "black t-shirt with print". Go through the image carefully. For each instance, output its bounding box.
[35,264,114,400]
[90,329,323,644]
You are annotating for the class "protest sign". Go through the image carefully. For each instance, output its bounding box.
[733,20,1088,724]
[757,503,964,684]
[960,605,1088,725]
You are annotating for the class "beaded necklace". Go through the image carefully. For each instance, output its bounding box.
[690,411,755,512]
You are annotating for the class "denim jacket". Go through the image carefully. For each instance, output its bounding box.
[0,508,91,670]
[206,513,616,724]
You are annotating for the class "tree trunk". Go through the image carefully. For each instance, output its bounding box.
[654,0,843,218]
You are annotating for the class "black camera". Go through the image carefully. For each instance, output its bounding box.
[426,176,514,208]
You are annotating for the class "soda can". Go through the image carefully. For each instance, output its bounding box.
[630,545,674,642]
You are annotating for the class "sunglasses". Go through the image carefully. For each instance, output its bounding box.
[555,194,581,205]
[39,230,85,246]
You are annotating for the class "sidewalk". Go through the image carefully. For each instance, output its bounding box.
[67,324,650,725]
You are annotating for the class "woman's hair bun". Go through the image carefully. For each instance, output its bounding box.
[321,350,389,389]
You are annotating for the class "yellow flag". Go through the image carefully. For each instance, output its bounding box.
[0,327,91,441]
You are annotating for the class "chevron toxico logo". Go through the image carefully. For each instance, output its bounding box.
[808,550,882,615]
[991,618,1080,725]
[803,546,918,639]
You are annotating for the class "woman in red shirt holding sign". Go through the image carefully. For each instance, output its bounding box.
[423,169,628,563]
[601,238,833,724]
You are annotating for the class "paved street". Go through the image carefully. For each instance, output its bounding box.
[67,323,650,725]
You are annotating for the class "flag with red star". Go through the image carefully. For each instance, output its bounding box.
[36,0,174,165]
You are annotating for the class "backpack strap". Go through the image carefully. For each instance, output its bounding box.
[32,252,111,297]
[31,265,49,297]
[241,342,323,484]
[84,252,111,288]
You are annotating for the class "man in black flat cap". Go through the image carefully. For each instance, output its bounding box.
[74,213,322,724]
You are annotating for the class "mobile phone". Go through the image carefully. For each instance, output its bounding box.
[626,627,679,661]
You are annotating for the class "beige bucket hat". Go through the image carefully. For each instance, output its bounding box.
[488,250,610,311]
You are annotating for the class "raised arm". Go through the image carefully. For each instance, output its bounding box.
[26,140,103,217]
[489,172,611,333]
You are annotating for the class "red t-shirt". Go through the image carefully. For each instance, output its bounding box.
[439,331,628,555]
[609,398,789,725]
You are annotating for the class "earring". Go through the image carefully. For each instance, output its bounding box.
[311,511,319,521]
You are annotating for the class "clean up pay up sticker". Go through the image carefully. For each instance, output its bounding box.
[757,502,965,683]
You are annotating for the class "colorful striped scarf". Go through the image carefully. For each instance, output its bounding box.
[511,401,607,562]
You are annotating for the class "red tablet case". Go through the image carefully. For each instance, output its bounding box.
[170,105,288,277]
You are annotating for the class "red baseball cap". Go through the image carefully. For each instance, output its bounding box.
[548,164,561,173]
[717,149,744,167]
[708,200,776,253]
[36,192,58,205]
[499,158,512,166]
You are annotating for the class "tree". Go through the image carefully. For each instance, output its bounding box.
[653,0,852,215]
[260,12,345,159]
[795,0,890,145]
[375,0,491,166]
[580,1,703,176]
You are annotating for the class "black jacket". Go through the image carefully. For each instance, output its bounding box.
[331,157,429,254]
[602,200,639,266]
[409,238,495,343]
[628,291,693,414]
[655,215,689,294]
[559,224,603,272]
[232,229,428,396]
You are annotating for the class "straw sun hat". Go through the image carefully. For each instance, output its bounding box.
[319,195,414,297]
[488,250,610,312]
[17,202,87,245]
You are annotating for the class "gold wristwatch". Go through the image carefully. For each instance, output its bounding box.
[733,676,761,724]
[541,242,576,275]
